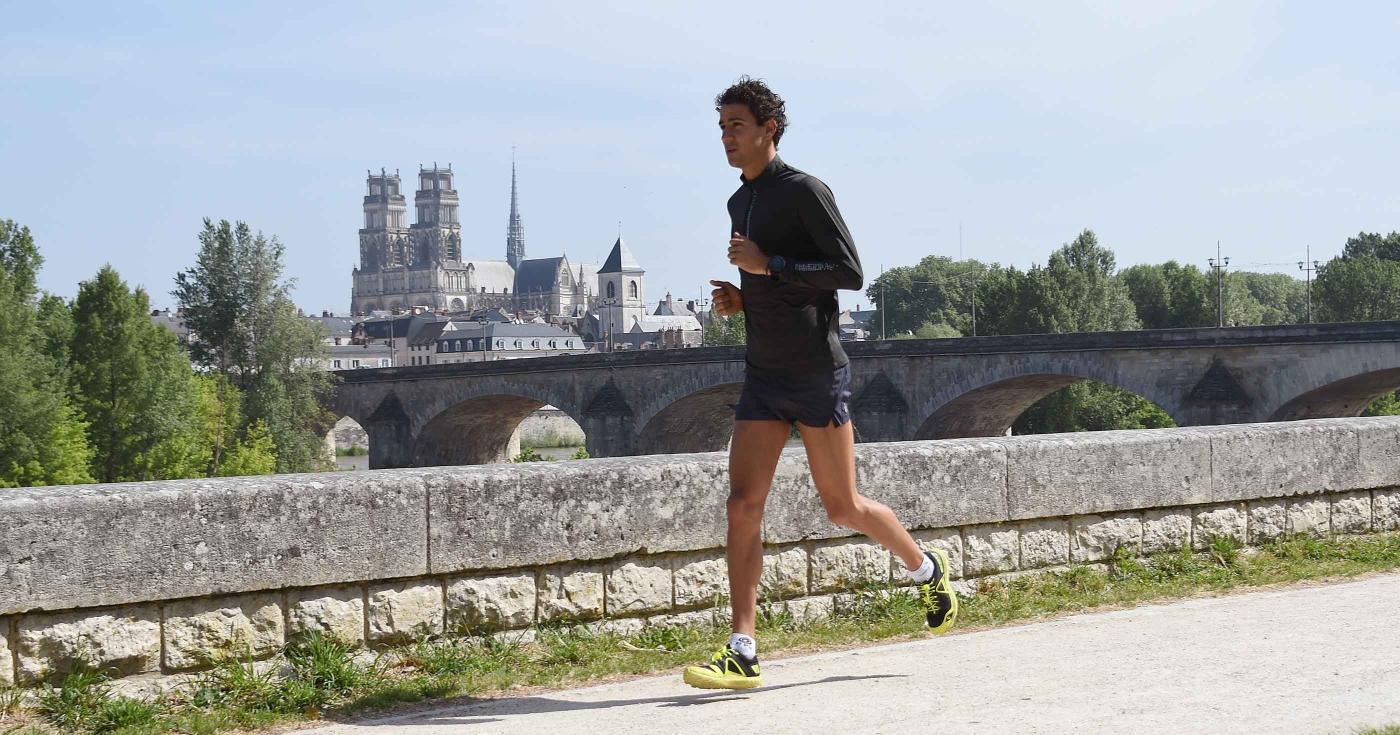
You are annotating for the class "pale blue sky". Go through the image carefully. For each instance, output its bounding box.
[3,1,1397,315]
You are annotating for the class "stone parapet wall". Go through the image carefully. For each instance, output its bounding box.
[2,417,1398,688]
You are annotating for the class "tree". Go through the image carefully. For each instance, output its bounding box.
[218,419,278,477]
[1314,232,1400,323]
[0,220,95,487]
[1014,381,1175,434]
[1121,262,1214,329]
[174,219,332,473]
[1017,230,1140,334]
[70,265,208,482]
[866,256,989,337]
[702,313,747,346]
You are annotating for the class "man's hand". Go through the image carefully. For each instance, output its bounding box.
[727,232,768,275]
[710,280,743,317]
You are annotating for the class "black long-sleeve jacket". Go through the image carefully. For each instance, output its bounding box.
[727,156,864,375]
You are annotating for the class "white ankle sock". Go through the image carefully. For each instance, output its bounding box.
[908,553,936,584]
[729,633,756,659]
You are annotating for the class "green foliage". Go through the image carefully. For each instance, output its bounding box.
[36,662,115,733]
[217,420,278,477]
[1121,261,1214,329]
[1014,381,1176,435]
[284,633,367,696]
[174,219,333,474]
[569,446,590,460]
[1364,391,1400,417]
[866,255,989,337]
[0,219,96,488]
[1314,232,1400,323]
[701,312,746,346]
[512,446,544,463]
[335,445,369,456]
[70,265,210,482]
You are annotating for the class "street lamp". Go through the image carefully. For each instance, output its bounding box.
[598,296,619,352]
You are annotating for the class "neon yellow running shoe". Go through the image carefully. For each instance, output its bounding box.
[683,645,763,690]
[920,549,959,635]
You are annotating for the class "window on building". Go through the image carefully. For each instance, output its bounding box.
[607,282,616,298]
[333,359,342,369]
[454,340,461,351]
[380,359,390,367]
[531,340,539,348]
[370,183,382,195]
[629,281,638,299]
[549,340,556,348]
[514,340,522,348]
[352,359,361,368]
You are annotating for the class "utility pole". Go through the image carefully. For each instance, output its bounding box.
[1298,245,1318,323]
[880,263,886,341]
[1208,241,1230,328]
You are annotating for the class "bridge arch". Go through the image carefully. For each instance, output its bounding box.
[414,393,587,466]
[916,370,1181,440]
[1270,368,1400,422]
[637,382,744,455]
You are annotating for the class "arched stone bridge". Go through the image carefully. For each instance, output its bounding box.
[329,321,1400,468]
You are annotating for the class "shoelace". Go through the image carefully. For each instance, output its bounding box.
[920,582,942,615]
[706,647,732,670]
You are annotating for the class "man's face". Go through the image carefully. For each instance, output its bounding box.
[719,103,774,170]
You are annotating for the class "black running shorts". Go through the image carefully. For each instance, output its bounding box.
[733,364,852,428]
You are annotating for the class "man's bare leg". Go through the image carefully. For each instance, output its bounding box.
[797,420,923,569]
[726,419,790,637]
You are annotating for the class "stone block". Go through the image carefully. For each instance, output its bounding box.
[1193,503,1247,549]
[1331,491,1372,534]
[587,617,646,637]
[164,593,284,671]
[783,595,834,624]
[539,568,605,623]
[1356,417,1400,490]
[287,585,365,646]
[1247,500,1287,544]
[0,471,429,616]
[647,608,729,630]
[0,618,11,687]
[446,573,536,632]
[428,457,729,574]
[1210,421,1363,502]
[1375,488,1400,532]
[674,554,730,609]
[760,547,809,600]
[367,581,444,643]
[911,527,964,580]
[1071,514,1142,562]
[1142,509,1192,554]
[1018,519,1071,569]
[1287,497,1330,538]
[16,606,160,684]
[963,524,1018,576]
[605,560,672,617]
[810,541,891,593]
[1006,429,1211,521]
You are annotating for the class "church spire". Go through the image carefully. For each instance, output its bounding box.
[506,150,526,269]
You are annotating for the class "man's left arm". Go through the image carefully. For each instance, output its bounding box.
[772,180,864,291]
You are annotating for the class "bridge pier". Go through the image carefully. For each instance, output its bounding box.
[581,415,639,459]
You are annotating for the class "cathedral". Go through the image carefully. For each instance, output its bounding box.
[350,162,618,318]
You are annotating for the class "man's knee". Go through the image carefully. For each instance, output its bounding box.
[727,490,766,526]
[823,496,864,528]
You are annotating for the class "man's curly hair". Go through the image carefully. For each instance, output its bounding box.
[715,76,788,147]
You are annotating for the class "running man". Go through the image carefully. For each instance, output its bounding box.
[684,78,957,691]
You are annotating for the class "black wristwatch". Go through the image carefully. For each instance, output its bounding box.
[766,255,786,279]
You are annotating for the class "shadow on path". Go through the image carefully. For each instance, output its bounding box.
[343,674,906,729]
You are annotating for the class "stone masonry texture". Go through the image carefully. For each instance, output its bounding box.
[1019,519,1071,569]
[1142,509,1192,553]
[163,593,284,671]
[811,541,890,593]
[1376,489,1400,532]
[287,585,366,646]
[1331,491,1372,534]
[367,581,444,643]
[17,606,161,684]
[1193,504,1247,549]
[606,560,673,617]
[673,553,729,610]
[964,524,1019,576]
[1247,501,1287,545]
[760,548,809,600]
[1288,497,1331,537]
[447,573,538,632]
[0,618,11,687]
[538,568,605,623]
[1072,514,1143,563]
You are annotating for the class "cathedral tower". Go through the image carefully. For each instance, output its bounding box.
[412,164,462,265]
[505,157,526,269]
[358,169,409,270]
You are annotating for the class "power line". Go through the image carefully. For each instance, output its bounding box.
[1299,245,1319,323]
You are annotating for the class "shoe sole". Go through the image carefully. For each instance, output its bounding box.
[926,547,959,635]
[683,667,763,690]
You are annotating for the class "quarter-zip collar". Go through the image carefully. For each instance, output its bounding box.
[740,154,785,189]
